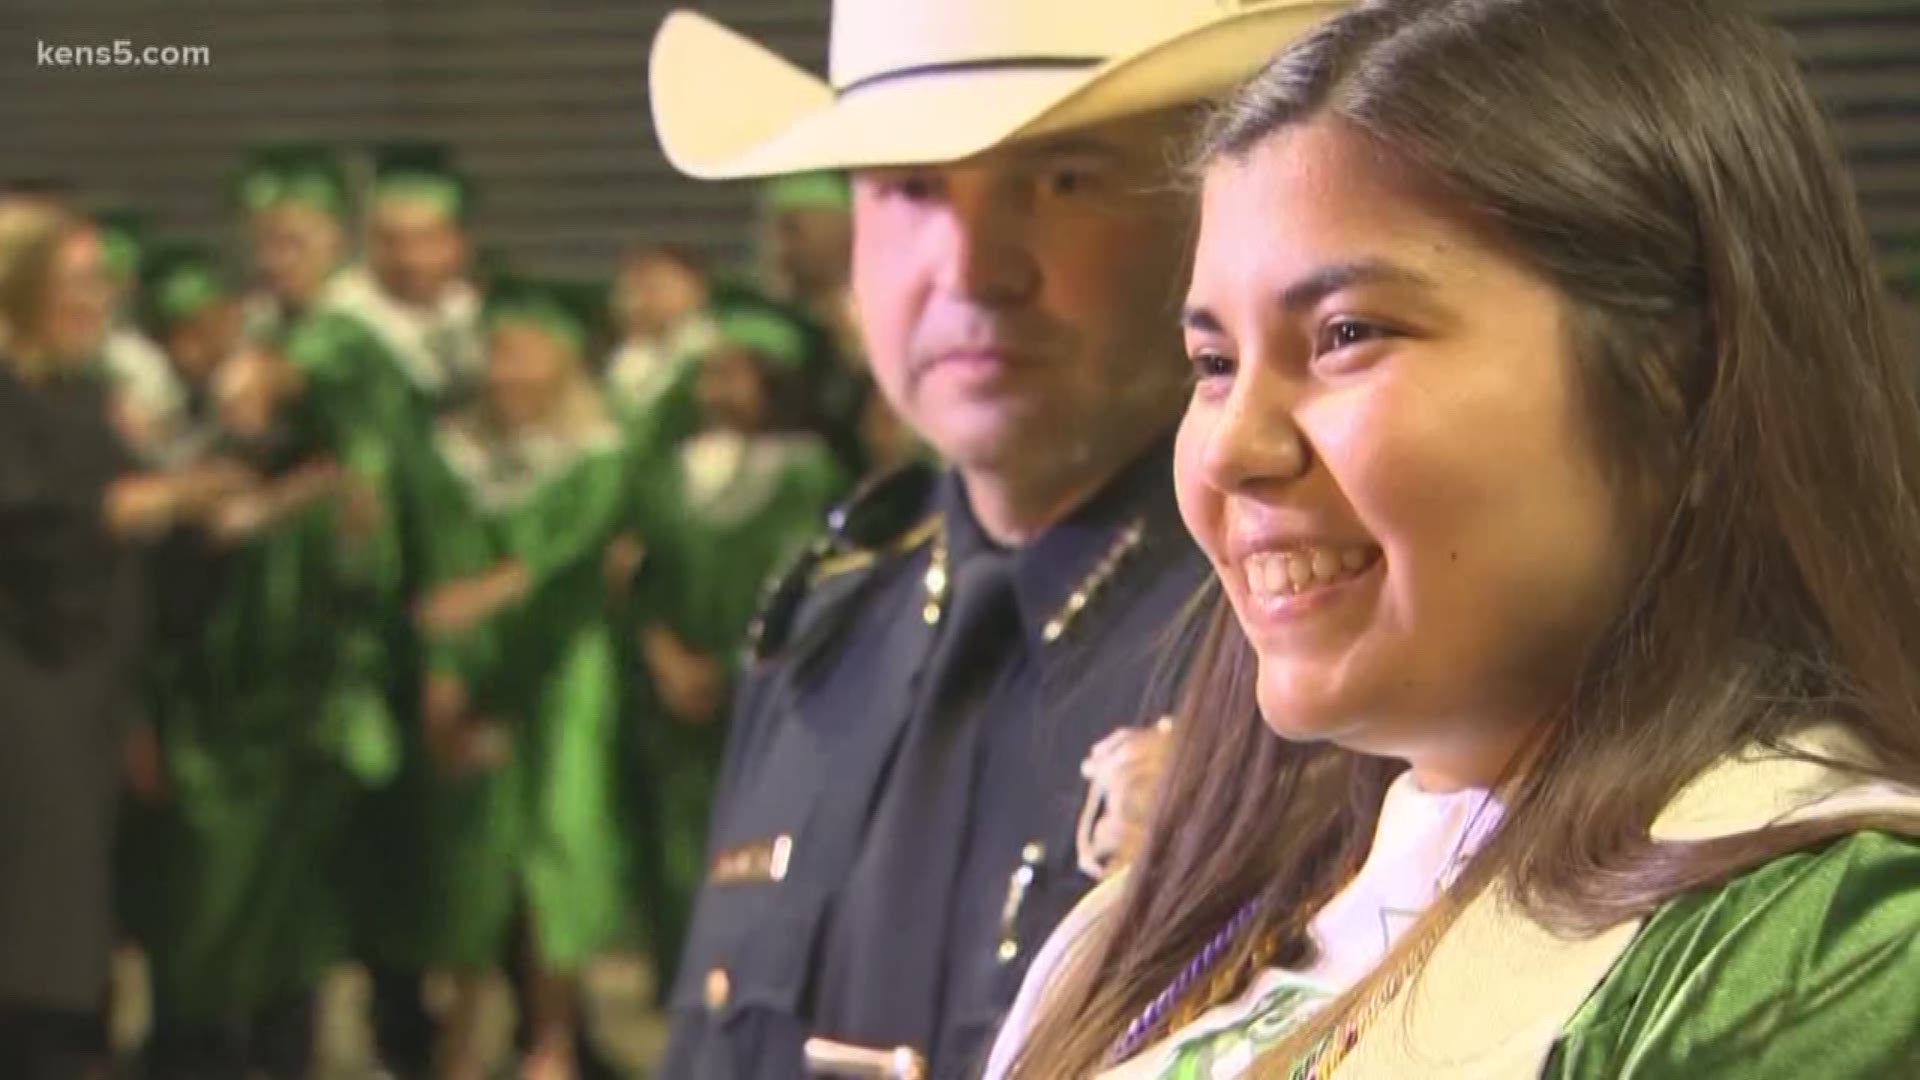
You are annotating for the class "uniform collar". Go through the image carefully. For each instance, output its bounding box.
[940,432,1182,648]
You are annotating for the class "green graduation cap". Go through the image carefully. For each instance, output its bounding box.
[710,307,808,373]
[762,171,851,214]
[139,242,236,332]
[371,141,472,224]
[234,144,353,221]
[486,274,607,357]
[91,207,147,282]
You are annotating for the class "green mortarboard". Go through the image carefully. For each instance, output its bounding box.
[762,171,851,214]
[140,242,234,330]
[92,208,146,281]
[235,144,352,220]
[486,275,606,356]
[372,142,471,223]
[711,308,807,373]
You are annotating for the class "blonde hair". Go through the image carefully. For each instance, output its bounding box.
[0,198,87,381]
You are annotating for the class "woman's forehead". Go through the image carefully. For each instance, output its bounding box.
[1190,124,1508,304]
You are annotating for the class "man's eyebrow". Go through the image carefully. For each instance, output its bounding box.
[1005,136,1129,166]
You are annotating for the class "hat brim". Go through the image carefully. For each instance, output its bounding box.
[650,2,1346,180]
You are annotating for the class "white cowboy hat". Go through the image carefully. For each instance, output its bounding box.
[649,0,1349,180]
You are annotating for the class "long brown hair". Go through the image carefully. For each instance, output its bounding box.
[1006,0,1920,1075]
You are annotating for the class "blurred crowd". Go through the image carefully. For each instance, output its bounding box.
[0,144,916,1080]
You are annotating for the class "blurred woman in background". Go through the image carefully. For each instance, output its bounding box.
[0,198,247,1079]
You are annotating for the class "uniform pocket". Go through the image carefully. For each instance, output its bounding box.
[670,877,829,1021]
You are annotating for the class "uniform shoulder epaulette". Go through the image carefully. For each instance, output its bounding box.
[807,509,940,584]
[746,460,939,662]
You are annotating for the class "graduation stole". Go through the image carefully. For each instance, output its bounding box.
[435,412,620,515]
[323,268,482,399]
[241,292,297,349]
[607,315,718,416]
[678,431,819,529]
[1328,726,1920,1079]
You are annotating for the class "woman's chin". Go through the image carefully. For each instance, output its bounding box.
[1254,664,1350,743]
[1253,694,1349,746]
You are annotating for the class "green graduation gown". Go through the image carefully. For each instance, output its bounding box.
[655,431,847,662]
[279,279,475,967]
[282,267,485,611]
[991,734,1920,1080]
[1542,829,1920,1078]
[410,416,632,971]
[1106,831,1920,1080]
[133,478,393,1021]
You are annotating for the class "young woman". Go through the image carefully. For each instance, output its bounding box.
[988,1,1920,1077]
[410,281,629,1080]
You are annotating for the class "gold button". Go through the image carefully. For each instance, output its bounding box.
[705,967,731,1011]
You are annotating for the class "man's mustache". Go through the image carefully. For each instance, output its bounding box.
[906,316,1071,375]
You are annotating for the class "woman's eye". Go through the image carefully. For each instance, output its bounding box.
[1189,350,1235,382]
[1315,319,1391,357]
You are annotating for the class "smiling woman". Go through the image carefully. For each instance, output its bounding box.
[1178,121,1631,790]
[986,1,1920,1078]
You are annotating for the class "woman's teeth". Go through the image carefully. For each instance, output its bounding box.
[1243,546,1376,600]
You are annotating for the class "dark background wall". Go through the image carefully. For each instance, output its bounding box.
[1762,0,1919,285]
[2,0,830,277]
[2,0,1914,283]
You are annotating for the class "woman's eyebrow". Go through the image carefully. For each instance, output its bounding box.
[1273,258,1436,314]
[1181,258,1438,333]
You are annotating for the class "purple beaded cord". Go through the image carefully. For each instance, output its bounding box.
[1103,897,1263,1066]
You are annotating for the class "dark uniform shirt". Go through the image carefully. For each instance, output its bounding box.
[662,436,1206,1080]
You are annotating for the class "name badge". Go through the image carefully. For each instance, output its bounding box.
[709,834,794,886]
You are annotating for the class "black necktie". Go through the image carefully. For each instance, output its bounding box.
[826,543,1021,1051]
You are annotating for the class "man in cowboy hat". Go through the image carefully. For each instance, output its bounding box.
[648,2,1343,1077]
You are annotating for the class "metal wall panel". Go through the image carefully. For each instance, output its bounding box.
[2,1,1913,281]
[1764,0,1920,282]
[0,0,829,277]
